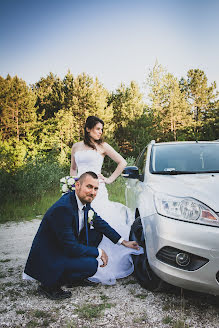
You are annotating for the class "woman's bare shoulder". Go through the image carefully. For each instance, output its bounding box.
[71,141,83,153]
[102,141,114,151]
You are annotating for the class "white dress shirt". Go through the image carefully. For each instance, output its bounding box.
[75,194,124,260]
[75,193,102,258]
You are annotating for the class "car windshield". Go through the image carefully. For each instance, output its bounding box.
[150,143,219,174]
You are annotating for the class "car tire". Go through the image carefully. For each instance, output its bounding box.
[130,216,166,292]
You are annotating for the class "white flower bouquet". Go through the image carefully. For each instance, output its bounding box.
[60,176,78,194]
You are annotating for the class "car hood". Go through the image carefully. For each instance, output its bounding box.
[147,173,219,212]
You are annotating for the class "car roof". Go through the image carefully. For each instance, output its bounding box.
[151,140,219,146]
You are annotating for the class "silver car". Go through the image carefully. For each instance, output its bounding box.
[123,141,219,295]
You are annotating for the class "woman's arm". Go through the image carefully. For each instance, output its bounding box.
[100,143,127,184]
[70,144,78,176]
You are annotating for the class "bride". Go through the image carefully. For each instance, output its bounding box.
[70,116,143,285]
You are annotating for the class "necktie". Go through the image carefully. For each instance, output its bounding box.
[82,205,89,246]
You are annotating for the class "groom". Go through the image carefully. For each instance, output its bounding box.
[24,171,139,300]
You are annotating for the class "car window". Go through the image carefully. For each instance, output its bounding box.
[150,143,219,173]
[135,146,148,176]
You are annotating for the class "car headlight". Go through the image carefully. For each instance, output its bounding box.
[154,193,219,227]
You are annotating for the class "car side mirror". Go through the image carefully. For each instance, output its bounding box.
[122,166,141,180]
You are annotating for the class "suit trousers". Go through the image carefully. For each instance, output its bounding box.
[56,229,103,287]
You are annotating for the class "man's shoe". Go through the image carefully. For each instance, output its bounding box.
[65,279,98,288]
[38,285,72,300]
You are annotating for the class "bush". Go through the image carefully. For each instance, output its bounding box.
[0,156,69,204]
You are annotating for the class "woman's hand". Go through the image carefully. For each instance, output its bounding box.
[98,174,112,184]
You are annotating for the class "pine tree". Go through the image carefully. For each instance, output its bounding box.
[109,81,144,153]
[34,72,65,120]
[147,63,192,141]
[0,75,37,142]
[180,69,218,139]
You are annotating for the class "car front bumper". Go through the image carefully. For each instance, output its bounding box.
[141,213,219,295]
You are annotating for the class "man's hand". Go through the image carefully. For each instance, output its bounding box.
[121,240,140,250]
[100,249,108,267]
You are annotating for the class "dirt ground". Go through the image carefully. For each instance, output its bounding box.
[0,219,219,328]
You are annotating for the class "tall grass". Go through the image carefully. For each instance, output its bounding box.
[0,156,134,224]
[0,157,68,201]
[0,178,126,224]
[0,157,68,223]
[107,176,126,204]
[0,190,61,223]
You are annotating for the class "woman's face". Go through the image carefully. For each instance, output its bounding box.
[87,122,103,141]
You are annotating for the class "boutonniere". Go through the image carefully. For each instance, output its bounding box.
[87,209,95,225]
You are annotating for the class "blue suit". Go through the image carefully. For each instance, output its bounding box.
[24,191,121,287]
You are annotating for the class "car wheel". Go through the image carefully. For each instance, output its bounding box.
[130,216,165,292]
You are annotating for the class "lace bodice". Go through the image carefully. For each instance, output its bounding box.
[75,150,104,177]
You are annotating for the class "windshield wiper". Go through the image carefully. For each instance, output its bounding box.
[200,170,219,173]
[152,170,219,175]
[152,171,199,175]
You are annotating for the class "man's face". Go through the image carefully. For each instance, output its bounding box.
[75,175,99,204]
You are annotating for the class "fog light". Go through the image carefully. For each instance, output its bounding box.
[176,252,190,266]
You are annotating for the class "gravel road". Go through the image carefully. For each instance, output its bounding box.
[0,219,219,328]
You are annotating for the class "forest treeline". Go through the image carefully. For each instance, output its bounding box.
[0,62,219,173]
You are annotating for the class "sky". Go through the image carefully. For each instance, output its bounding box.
[1,0,219,92]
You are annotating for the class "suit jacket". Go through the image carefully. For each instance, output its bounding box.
[24,191,121,286]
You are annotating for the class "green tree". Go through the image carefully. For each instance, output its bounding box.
[0,75,37,142]
[109,81,144,153]
[63,72,113,140]
[34,72,65,120]
[147,63,192,141]
[180,69,218,139]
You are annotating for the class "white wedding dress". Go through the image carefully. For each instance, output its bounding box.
[75,150,143,285]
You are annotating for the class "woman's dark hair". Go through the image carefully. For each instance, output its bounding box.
[84,116,104,149]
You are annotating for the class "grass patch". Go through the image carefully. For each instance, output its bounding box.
[5,289,20,298]
[162,315,173,324]
[107,176,126,204]
[0,180,125,223]
[32,309,48,319]
[7,267,15,277]
[100,294,110,302]
[0,189,60,224]
[16,309,26,315]
[75,302,115,319]
[135,293,148,299]
[65,320,77,328]
[133,314,147,324]
[0,259,11,263]
[0,272,7,279]
[26,320,39,328]
[0,158,128,223]
[122,279,137,286]
[3,281,14,287]
[172,319,188,328]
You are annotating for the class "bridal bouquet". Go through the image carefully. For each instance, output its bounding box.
[60,176,78,194]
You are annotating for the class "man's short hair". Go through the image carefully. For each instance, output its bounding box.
[78,171,98,184]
